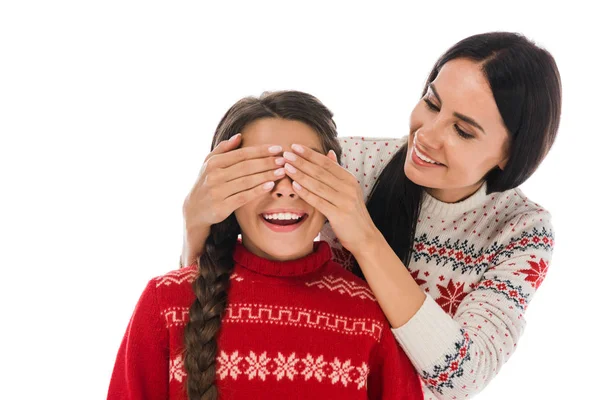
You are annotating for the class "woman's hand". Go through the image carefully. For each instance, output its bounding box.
[181,134,286,263]
[282,144,380,255]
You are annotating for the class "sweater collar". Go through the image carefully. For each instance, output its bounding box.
[421,182,488,217]
[233,241,332,277]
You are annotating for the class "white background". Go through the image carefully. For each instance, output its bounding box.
[1,1,598,399]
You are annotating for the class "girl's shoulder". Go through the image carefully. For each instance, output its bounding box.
[318,259,387,319]
[149,266,197,308]
[152,266,197,289]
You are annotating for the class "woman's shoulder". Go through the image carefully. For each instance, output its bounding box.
[497,187,553,228]
[477,187,554,248]
[337,136,407,201]
[338,136,407,160]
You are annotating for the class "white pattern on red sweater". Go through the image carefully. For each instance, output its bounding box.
[320,136,554,400]
[108,241,423,399]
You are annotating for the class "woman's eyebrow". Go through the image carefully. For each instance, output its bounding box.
[430,83,486,134]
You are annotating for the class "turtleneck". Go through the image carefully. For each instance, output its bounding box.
[421,182,489,217]
[232,241,332,277]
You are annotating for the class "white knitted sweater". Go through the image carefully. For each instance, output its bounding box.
[320,136,554,399]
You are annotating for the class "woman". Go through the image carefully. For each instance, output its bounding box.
[181,32,561,399]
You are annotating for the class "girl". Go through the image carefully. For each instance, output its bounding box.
[180,32,562,399]
[108,91,423,399]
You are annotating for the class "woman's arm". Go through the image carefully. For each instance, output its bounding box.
[181,226,210,266]
[354,230,426,328]
[284,139,553,399]
[180,135,286,266]
[387,214,552,398]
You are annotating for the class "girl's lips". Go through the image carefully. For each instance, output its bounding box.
[261,214,308,233]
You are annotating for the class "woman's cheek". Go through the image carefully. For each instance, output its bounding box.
[408,103,426,133]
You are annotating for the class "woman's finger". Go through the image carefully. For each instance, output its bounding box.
[221,156,285,183]
[219,180,278,216]
[207,143,284,170]
[217,168,286,197]
[283,163,344,207]
[289,180,337,218]
[288,144,352,181]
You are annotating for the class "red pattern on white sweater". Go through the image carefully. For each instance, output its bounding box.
[321,136,554,400]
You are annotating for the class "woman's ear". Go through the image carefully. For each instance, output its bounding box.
[498,137,511,170]
[498,156,509,170]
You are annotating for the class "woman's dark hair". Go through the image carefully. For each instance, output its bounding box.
[361,32,562,276]
[183,91,341,400]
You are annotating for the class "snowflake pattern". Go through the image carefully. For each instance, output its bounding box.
[212,350,369,390]
[331,246,355,271]
[435,279,467,316]
[273,353,300,381]
[244,351,271,381]
[517,258,549,289]
[217,350,243,379]
[169,354,186,383]
[301,353,328,382]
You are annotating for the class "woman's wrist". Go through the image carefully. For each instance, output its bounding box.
[350,226,386,260]
[181,225,211,266]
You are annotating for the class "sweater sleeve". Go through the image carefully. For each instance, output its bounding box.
[368,325,424,400]
[391,213,554,399]
[107,279,169,400]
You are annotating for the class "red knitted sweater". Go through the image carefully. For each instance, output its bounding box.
[108,241,423,399]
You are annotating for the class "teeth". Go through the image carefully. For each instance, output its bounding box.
[263,212,303,220]
[414,146,440,165]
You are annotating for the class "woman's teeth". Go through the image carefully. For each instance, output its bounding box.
[414,146,441,165]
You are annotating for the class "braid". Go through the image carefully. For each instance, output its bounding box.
[184,215,240,400]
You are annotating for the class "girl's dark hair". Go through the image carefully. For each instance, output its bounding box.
[183,91,340,400]
[361,32,562,276]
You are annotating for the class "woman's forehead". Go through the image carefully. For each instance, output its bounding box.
[433,59,506,133]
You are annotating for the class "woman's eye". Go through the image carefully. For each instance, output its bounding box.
[423,98,440,112]
[454,124,474,139]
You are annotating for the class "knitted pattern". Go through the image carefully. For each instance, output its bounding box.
[321,136,554,399]
[108,241,423,399]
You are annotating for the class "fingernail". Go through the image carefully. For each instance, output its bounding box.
[329,149,338,163]
[229,133,241,141]
[285,163,297,173]
[291,144,304,153]
[283,151,297,161]
[274,168,285,176]
[269,145,283,154]
[275,157,285,166]
[263,181,275,190]
[292,181,302,191]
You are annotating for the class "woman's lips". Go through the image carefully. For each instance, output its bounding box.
[410,145,444,167]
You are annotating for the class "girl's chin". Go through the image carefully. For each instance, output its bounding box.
[257,244,314,261]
